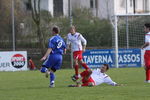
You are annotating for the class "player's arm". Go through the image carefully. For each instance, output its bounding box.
[41,38,53,61]
[62,39,67,54]
[66,35,71,51]
[104,76,118,86]
[141,42,149,49]
[142,35,150,49]
[79,34,87,52]
[40,48,52,61]
[63,48,67,54]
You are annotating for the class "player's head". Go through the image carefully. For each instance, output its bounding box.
[100,64,109,73]
[70,25,76,34]
[52,26,60,34]
[28,56,31,60]
[144,23,150,33]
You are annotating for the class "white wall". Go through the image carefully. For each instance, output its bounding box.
[47,0,53,16]
[40,0,53,16]
[114,0,134,14]
[97,0,114,19]
[136,0,144,13]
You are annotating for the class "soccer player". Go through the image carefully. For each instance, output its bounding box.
[69,64,119,87]
[67,26,90,80]
[141,23,150,83]
[40,26,66,87]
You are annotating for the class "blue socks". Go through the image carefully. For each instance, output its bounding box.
[50,72,55,84]
[40,67,55,86]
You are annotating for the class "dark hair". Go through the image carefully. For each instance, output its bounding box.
[28,56,31,60]
[144,23,150,29]
[52,26,60,34]
[103,64,109,70]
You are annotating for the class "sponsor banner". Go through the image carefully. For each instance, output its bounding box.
[0,51,27,71]
[83,49,141,68]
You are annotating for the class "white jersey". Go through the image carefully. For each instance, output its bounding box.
[67,32,87,52]
[144,32,150,50]
[91,69,117,86]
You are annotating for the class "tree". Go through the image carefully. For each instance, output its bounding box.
[29,0,45,54]
[0,0,26,50]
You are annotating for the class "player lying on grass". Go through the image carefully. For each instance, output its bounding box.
[69,64,120,87]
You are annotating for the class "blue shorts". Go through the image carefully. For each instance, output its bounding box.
[42,54,62,70]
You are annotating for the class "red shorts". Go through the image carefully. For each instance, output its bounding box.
[144,50,150,68]
[73,51,83,61]
[80,70,95,86]
[81,77,95,86]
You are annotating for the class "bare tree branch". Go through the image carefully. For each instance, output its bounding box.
[29,0,37,23]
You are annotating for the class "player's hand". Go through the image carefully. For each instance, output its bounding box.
[82,48,85,52]
[40,56,46,61]
[115,84,124,86]
[67,48,71,52]
[63,49,67,54]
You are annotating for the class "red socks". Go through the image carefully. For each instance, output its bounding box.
[81,63,89,70]
[74,65,79,76]
[146,69,150,80]
[74,63,89,76]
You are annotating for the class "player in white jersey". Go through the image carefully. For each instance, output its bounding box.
[68,64,119,87]
[141,23,150,83]
[67,26,90,80]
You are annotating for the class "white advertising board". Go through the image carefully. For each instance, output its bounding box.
[0,51,27,71]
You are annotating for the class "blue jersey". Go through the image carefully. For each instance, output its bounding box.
[48,34,66,55]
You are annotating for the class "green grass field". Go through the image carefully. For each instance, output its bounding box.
[0,68,150,100]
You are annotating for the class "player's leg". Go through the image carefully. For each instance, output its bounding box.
[49,68,56,87]
[74,59,79,76]
[146,68,150,82]
[80,69,92,82]
[71,59,79,81]
[79,59,89,70]
[40,55,51,78]
[49,54,62,87]
[81,77,95,87]
[77,51,89,70]
[144,51,150,82]
[69,70,93,87]
[40,66,48,73]
[73,51,80,79]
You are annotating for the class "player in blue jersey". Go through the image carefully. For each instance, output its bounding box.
[40,26,66,87]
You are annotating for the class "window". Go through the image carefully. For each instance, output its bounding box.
[90,0,97,8]
[90,0,94,8]
[130,0,133,7]
[25,0,32,10]
[54,0,63,17]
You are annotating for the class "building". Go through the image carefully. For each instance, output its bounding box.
[71,0,150,19]
[22,0,69,17]
[22,0,150,19]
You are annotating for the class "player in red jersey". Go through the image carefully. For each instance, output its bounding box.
[142,23,150,83]
[67,26,90,80]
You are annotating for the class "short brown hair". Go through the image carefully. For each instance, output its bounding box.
[52,26,60,34]
[70,25,76,30]
[103,64,109,70]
